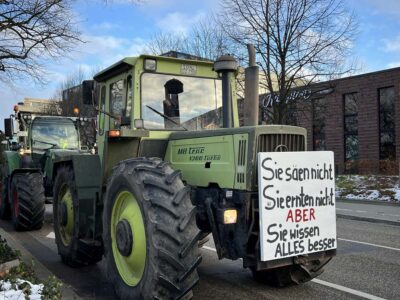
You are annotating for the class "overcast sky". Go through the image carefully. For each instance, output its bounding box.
[1,0,400,128]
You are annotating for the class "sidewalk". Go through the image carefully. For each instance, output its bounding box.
[336,198,400,226]
[0,226,82,300]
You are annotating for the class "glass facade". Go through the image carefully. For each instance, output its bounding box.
[379,87,396,160]
[344,93,358,161]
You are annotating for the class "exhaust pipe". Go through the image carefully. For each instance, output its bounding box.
[214,55,237,128]
[244,44,259,126]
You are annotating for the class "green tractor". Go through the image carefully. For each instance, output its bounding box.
[48,51,336,299]
[0,107,91,231]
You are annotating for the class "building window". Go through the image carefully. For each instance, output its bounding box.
[344,93,358,161]
[379,87,396,160]
[313,98,326,150]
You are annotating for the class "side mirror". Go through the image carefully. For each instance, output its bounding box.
[4,118,13,138]
[82,80,97,106]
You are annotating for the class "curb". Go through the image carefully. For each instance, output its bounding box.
[0,227,82,300]
[337,198,400,206]
[337,214,400,227]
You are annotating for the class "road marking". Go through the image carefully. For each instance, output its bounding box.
[312,279,386,300]
[382,213,400,217]
[336,208,353,212]
[336,208,367,213]
[46,232,55,239]
[202,245,387,300]
[338,238,400,251]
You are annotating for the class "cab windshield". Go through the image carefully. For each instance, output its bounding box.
[31,118,79,150]
[141,73,223,130]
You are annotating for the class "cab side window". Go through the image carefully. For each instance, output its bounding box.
[126,75,133,118]
[110,79,124,128]
[98,85,106,135]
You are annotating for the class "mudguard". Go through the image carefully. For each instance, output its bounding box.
[2,151,41,206]
[52,154,101,199]
[52,154,102,239]
[2,151,22,176]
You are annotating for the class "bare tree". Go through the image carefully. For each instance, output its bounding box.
[143,32,187,56]
[50,66,89,115]
[184,18,230,60]
[218,0,357,124]
[0,0,82,83]
[144,17,232,61]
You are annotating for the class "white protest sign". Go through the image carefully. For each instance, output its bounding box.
[257,151,336,262]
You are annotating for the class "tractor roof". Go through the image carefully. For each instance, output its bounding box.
[93,54,214,82]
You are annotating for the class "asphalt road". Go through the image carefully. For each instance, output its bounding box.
[1,205,399,300]
[336,200,400,224]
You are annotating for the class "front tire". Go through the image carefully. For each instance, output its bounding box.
[10,173,45,231]
[53,166,103,267]
[103,158,201,300]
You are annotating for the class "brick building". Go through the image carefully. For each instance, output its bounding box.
[258,67,400,174]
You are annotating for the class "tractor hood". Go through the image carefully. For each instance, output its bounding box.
[166,125,307,191]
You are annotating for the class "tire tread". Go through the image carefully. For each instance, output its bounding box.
[103,158,200,300]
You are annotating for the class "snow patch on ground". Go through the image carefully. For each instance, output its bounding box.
[395,189,400,201]
[0,279,43,300]
[366,190,380,200]
[336,175,400,202]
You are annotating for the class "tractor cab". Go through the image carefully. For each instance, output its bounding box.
[91,55,239,178]
[92,55,238,132]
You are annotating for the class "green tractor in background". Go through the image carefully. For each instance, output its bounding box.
[0,107,91,231]
[47,49,336,299]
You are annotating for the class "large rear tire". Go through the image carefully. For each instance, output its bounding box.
[53,166,103,267]
[10,173,45,231]
[251,257,331,287]
[103,158,201,300]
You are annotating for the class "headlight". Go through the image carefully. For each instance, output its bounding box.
[223,209,237,224]
[144,59,157,71]
[83,117,88,122]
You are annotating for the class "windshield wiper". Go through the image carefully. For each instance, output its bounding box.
[33,140,59,148]
[146,105,187,131]
[95,106,119,120]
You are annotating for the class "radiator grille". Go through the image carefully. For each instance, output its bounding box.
[257,134,305,152]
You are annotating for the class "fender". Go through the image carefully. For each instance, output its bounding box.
[52,154,101,199]
[2,151,22,176]
[2,151,41,205]
[52,154,102,240]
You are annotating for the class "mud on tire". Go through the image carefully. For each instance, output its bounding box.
[103,158,201,300]
[10,173,45,231]
[53,165,103,267]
